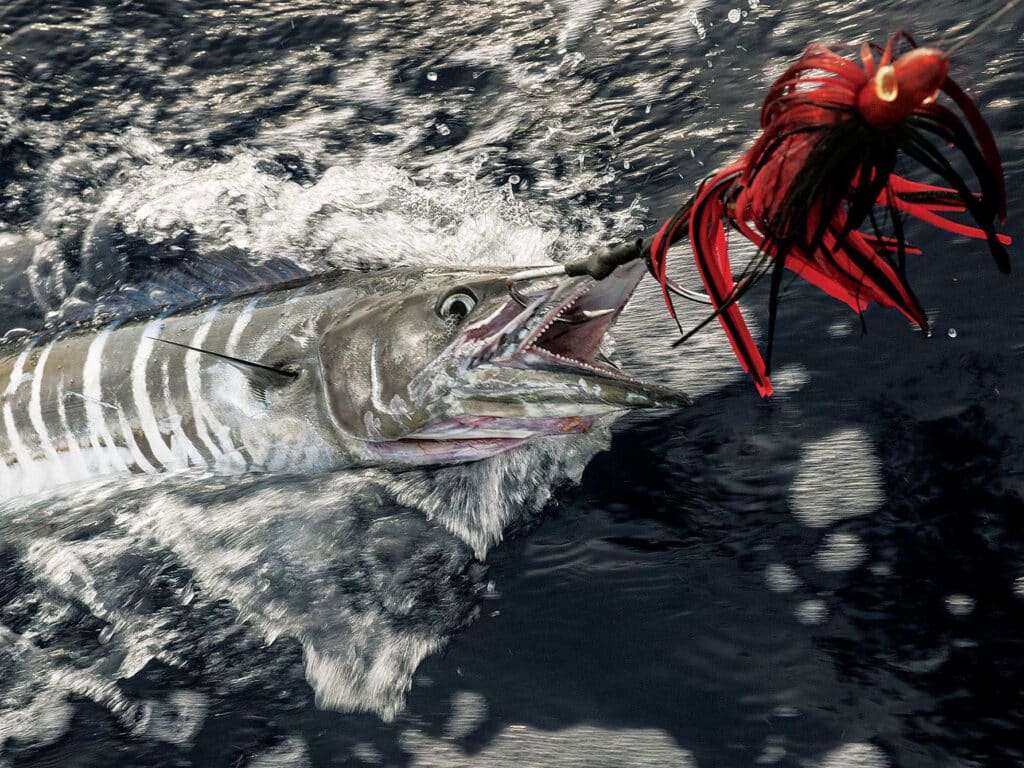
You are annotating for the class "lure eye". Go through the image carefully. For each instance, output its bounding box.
[437,290,477,322]
[874,65,899,103]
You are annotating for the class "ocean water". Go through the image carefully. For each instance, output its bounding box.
[1,1,1023,766]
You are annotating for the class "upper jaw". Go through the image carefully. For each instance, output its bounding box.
[457,261,690,406]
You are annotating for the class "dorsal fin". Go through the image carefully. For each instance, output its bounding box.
[57,237,312,327]
[150,337,299,391]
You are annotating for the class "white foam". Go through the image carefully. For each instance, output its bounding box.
[246,736,311,768]
[387,428,612,558]
[142,691,208,745]
[305,635,444,721]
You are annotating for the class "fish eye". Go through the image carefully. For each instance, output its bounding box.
[437,290,477,322]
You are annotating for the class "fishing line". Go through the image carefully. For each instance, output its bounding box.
[945,0,1022,56]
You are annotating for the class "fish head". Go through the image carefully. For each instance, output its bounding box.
[317,261,690,464]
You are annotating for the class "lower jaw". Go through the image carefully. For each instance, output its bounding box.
[363,415,597,466]
[363,436,530,465]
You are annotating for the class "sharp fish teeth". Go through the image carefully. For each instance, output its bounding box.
[554,307,616,324]
[525,347,642,384]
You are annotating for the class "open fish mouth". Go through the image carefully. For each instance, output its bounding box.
[366,263,689,465]
[462,260,691,401]
[492,266,646,383]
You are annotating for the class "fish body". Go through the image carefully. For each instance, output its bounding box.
[0,262,688,501]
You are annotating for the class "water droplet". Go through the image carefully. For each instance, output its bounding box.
[794,599,828,625]
[815,532,867,572]
[728,8,741,22]
[821,743,888,768]
[870,562,892,578]
[945,593,975,616]
[765,563,800,593]
[622,160,631,169]
[508,174,521,185]
[437,123,451,136]
[426,71,438,82]
[947,327,958,339]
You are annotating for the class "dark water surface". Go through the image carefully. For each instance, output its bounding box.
[2,1,1023,766]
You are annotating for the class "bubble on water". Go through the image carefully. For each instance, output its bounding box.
[436,123,451,136]
[426,71,438,82]
[820,742,889,768]
[794,599,828,625]
[815,533,867,572]
[757,736,787,764]
[827,319,852,338]
[248,736,311,768]
[791,428,883,527]
[947,327,958,339]
[508,174,521,185]
[623,160,631,170]
[143,691,208,746]
[945,594,975,616]
[765,563,800,593]
[748,0,759,7]
[770,363,809,395]
[772,705,800,718]
[353,742,383,765]
[728,8,741,23]
[445,691,489,739]
[870,562,892,578]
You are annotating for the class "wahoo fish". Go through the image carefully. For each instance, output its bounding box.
[0,261,688,501]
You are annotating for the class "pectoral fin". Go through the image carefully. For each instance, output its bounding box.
[149,337,299,393]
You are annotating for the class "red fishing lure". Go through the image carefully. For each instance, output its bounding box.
[648,32,1011,397]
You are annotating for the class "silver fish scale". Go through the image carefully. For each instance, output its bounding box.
[0,285,340,500]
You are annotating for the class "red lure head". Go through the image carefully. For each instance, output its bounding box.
[857,47,949,129]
